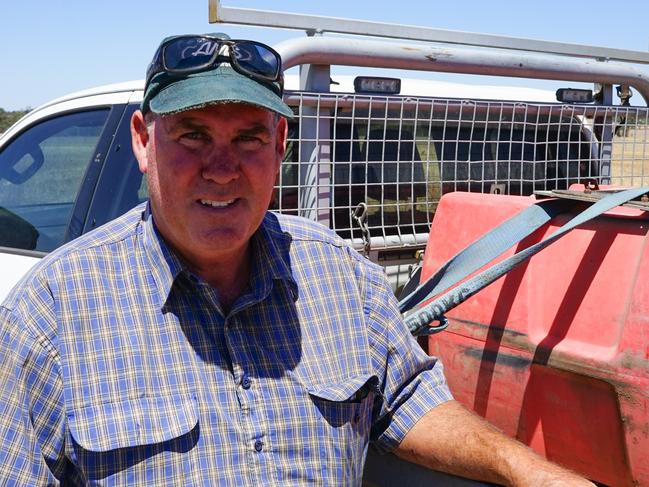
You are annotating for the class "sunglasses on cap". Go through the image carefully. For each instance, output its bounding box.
[145,35,284,96]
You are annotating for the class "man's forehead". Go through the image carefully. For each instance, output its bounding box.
[156,104,276,131]
[165,103,274,120]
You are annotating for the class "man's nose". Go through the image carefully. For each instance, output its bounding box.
[201,147,240,184]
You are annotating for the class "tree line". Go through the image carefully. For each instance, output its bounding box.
[0,108,31,133]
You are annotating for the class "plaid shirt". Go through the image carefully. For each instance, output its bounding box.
[0,204,452,486]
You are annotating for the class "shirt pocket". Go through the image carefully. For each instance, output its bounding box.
[305,373,379,428]
[302,374,378,483]
[68,393,199,453]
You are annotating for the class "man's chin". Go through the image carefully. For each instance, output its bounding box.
[191,229,251,258]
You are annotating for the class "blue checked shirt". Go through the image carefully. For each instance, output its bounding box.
[0,203,452,486]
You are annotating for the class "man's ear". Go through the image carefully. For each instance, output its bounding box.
[131,110,150,175]
[275,116,288,172]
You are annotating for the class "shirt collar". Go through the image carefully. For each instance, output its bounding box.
[250,212,298,302]
[141,203,186,303]
[141,206,298,307]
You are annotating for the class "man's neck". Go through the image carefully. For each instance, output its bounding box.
[192,246,252,313]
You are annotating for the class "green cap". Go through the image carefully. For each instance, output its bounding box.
[141,35,293,118]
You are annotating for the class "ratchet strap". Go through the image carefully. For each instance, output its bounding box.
[400,187,649,336]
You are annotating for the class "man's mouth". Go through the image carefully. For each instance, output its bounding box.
[199,198,236,208]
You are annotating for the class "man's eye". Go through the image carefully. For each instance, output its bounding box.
[237,135,264,148]
[182,132,206,141]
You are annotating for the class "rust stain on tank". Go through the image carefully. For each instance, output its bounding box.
[462,346,531,369]
[620,350,649,374]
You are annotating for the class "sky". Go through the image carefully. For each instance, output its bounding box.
[2,0,649,111]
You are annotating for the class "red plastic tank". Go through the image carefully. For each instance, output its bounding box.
[422,191,649,486]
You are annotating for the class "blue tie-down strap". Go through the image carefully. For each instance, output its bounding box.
[401,187,649,336]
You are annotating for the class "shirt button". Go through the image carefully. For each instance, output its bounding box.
[241,374,251,390]
[254,439,263,452]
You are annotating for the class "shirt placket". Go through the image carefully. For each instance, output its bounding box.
[224,311,274,487]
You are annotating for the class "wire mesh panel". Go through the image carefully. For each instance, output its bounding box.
[271,91,649,254]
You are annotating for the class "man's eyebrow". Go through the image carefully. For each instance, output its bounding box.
[237,123,273,137]
[166,117,209,132]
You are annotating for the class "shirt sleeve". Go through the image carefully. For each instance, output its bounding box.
[359,260,454,453]
[0,303,68,485]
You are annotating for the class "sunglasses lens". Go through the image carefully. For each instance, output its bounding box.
[231,41,280,80]
[164,37,220,71]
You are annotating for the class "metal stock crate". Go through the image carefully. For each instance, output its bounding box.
[272,90,649,260]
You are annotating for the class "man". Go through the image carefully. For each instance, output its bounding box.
[0,33,593,485]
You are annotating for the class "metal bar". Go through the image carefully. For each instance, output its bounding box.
[349,233,430,251]
[535,190,649,210]
[209,0,649,65]
[283,93,628,118]
[275,36,649,106]
[298,63,332,225]
[598,85,615,184]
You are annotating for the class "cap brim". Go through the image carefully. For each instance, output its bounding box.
[148,66,294,119]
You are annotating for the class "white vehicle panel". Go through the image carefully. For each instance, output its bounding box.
[0,89,141,146]
[0,253,41,303]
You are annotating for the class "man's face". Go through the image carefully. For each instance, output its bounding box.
[131,103,287,269]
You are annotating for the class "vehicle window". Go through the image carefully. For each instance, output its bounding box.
[82,104,149,233]
[0,109,110,251]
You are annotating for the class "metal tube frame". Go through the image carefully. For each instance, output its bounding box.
[273,36,649,106]
[209,0,649,65]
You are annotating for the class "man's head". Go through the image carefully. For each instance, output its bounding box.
[131,33,290,275]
